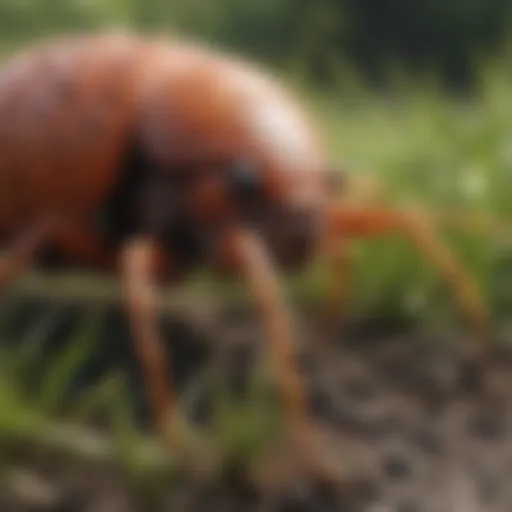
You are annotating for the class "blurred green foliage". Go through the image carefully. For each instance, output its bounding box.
[1,0,511,88]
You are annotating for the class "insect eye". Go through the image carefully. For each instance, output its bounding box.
[227,159,262,201]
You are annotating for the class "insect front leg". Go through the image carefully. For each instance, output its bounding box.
[319,170,387,337]
[323,204,491,344]
[217,227,345,483]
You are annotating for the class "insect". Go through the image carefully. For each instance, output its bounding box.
[0,32,491,477]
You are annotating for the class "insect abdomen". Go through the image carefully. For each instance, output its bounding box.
[0,35,145,234]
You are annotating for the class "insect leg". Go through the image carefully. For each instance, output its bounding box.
[219,228,306,421]
[319,232,353,340]
[119,237,190,454]
[337,172,508,240]
[218,227,344,482]
[319,171,383,338]
[325,205,491,343]
[0,219,58,289]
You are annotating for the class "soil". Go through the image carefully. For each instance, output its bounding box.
[0,297,511,511]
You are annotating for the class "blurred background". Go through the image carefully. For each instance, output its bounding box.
[2,0,512,89]
[0,1,512,511]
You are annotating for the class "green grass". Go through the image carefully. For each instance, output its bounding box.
[297,66,512,330]
[0,300,285,493]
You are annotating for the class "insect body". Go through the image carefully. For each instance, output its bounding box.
[0,33,490,477]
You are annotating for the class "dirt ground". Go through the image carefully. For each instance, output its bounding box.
[0,298,511,511]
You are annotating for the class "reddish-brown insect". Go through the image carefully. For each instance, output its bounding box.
[0,32,490,477]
